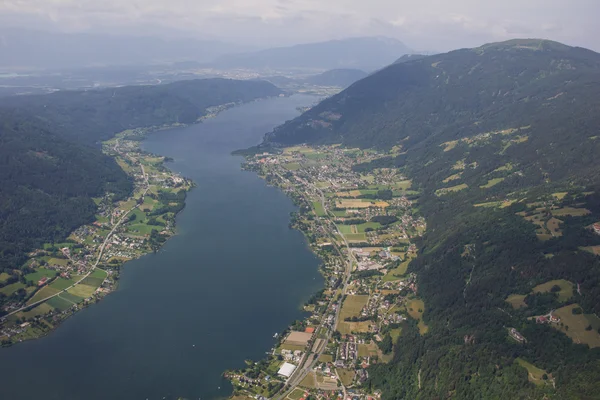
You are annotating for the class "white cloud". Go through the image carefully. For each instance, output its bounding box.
[0,0,598,51]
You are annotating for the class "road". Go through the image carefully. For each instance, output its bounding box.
[274,176,355,399]
[3,142,149,319]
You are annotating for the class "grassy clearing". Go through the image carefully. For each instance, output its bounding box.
[288,388,307,400]
[338,369,355,386]
[552,192,568,200]
[443,173,462,183]
[358,343,379,358]
[356,222,382,233]
[46,257,69,266]
[318,354,334,363]
[312,201,327,217]
[0,272,10,283]
[299,372,317,389]
[480,177,505,189]
[515,358,551,386]
[283,162,301,171]
[580,246,600,256]
[435,184,468,196]
[551,207,591,217]
[506,294,527,309]
[552,304,600,348]
[533,279,573,302]
[383,259,411,282]
[406,298,429,334]
[0,282,26,296]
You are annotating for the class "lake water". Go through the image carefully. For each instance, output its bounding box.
[0,95,323,400]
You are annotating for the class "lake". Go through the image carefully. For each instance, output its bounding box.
[0,94,323,400]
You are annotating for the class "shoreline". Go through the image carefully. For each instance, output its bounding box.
[223,145,426,400]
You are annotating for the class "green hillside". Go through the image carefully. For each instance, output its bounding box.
[0,78,281,274]
[262,40,600,398]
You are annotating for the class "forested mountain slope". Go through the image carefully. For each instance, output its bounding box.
[262,40,600,398]
[1,78,282,145]
[0,78,281,273]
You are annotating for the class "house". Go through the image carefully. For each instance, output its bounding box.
[550,314,561,323]
[305,327,315,334]
[594,223,600,235]
[38,276,49,287]
[536,316,548,324]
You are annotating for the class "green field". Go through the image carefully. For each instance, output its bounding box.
[435,184,468,196]
[67,284,97,299]
[0,282,26,296]
[46,257,69,266]
[505,294,527,309]
[24,268,57,284]
[59,292,84,304]
[20,302,54,319]
[50,278,77,291]
[344,233,367,241]
[533,279,573,302]
[27,286,61,305]
[0,272,11,283]
[383,261,411,282]
[356,222,382,233]
[312,201,327,217]
[515,358,551,386]
[551,303,600,348]
[331,210,348,217]
[480,177,505,189]
[46,296,73,311]
[337,224,354,234]
[283,162,301,171]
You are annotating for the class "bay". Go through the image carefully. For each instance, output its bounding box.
[0,94,323,400]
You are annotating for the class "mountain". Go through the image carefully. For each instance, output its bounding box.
[261,39,600,398]
[1,78,282,145]
[304,69,368,88]
[211,37,410,71]
[393,53,428,64]
[0,29,251,69]
[0,78,281,273]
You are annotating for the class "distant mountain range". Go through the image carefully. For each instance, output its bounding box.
[211,37,411,71]
[0,29,251,69]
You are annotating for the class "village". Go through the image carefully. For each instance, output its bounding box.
[0,128,193,345]
[226,145,429,400]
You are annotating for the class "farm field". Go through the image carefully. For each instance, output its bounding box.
[338,368,355,386]
[24,268,57,284]
[480,177,505,189]
[19,302,54,319]
[67,284,97,299]
[336,200,389,209]
[46,296,73,311]
[551,207,591,217]
[0,282,26,296]
[551,304,600,348]
[337,295,370,335]
[312,201,327,217]
[27,286,61,305]
[50,277,78,291]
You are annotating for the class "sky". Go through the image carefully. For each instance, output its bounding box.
[0,0,598,51]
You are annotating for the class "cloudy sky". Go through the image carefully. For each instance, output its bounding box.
[0,0,598,51]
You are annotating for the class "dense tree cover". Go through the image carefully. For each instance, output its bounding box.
[0,78,281,273]
[1,79,282,145]
[261,40,600,398]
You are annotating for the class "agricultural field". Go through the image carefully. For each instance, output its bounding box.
[50,277,78,291]
[26,286,61,305]
[46,257,69,266]
[344,233,367,242]
[46,296,73,311]
[287,388,308,400]
[67,284,97,299]
[0,282,25,296]
[551,207,591,217]
[19,302,55,319]
[336,199,389,209]
[358,342,379,358]
[337,295,370,335]
[312,201,327,217]
[383,259,411,282]
[338,368,355,386]
[515,358,552,386]
[0,272,10,283]
[443,173,462,183]
[318,354,334,363]
[24,268,57,284]
[551,304,600,348]
[532,279,573,302]
[283,163,301,171]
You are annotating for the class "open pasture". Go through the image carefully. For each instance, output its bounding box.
[533,279,573,302]
[551,304,600,348]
